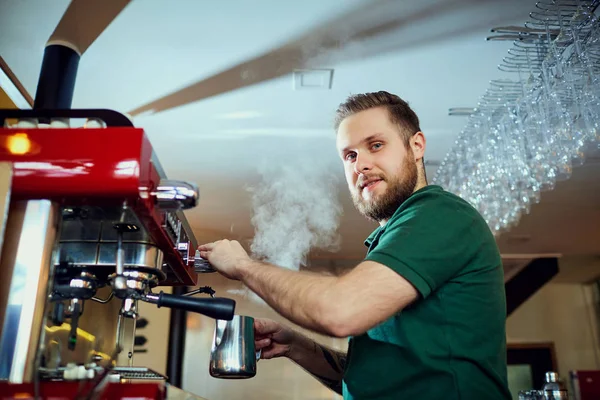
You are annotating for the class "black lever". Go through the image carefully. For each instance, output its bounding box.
[144,291,235,321]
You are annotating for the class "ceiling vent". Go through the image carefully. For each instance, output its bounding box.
[293,69,334,90]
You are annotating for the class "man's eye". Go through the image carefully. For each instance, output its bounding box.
[345,153,356,161]
[371,143,383,150]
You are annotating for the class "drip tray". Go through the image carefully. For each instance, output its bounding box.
[113,366,168,381]
[39,366,168,382]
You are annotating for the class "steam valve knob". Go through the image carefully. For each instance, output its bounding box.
[151,180,199,211]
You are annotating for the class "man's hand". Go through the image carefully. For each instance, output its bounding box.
[197,239,251,280]
[255,318,347,396]
[254,318,297,359]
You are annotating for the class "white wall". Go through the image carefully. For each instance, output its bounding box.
[506,282,600,376]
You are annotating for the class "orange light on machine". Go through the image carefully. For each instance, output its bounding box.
[6,133,32,155]
[0,132,40,155]
[12,393,33,399]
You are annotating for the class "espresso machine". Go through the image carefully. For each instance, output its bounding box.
[0,43,236,399]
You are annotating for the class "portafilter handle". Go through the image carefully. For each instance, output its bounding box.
[143,291,235,320]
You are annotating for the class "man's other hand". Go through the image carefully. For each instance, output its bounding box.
[197,239,251,280]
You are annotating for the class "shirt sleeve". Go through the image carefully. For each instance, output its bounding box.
[364,202,485,299]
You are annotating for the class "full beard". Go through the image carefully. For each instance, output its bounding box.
[351,158,418,223]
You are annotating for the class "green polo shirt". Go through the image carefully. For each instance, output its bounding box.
[342,185,510,400]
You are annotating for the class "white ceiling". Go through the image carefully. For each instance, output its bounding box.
[1,0,598,273]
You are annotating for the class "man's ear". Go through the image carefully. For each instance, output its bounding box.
[411,131,426,161]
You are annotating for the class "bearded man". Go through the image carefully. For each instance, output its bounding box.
[199,91,511,400]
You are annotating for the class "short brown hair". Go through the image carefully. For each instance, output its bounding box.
[334,91,421,145]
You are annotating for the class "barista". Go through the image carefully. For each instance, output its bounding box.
[198,91,511,400]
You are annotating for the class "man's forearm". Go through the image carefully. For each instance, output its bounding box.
[288,331,347,395]
[240,259,339,335]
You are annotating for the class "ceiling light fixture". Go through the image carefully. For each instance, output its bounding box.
[293,69,334,90]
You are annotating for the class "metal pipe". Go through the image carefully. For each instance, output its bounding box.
[33,44,80,110]
[166,286,187,387]
[116,232,125,276]
[112,231,127,292]
[143,293,159,304]
[113,208,128,293]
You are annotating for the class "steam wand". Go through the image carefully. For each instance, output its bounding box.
[142,288,235,321]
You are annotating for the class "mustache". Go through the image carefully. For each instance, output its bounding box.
[356,174,385,190]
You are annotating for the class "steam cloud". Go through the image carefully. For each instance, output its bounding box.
[225,151,343,302]
[249,158,342,270]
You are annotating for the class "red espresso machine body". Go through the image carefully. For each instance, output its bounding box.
[2,126,197,285]
[0,110,234,400]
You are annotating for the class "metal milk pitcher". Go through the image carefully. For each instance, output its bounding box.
[209,315,261,379]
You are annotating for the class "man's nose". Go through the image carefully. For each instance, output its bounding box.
[354,153,373,175]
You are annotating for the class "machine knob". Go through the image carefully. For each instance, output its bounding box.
[152,180,199,210]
